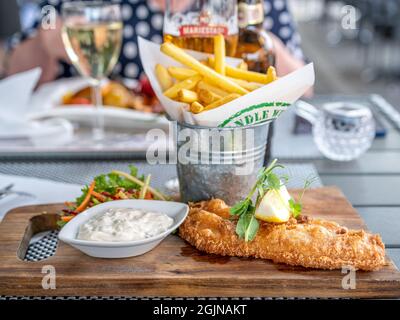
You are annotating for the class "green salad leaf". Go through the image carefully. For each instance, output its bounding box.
[230,198,252,217]
[73,166,146,207]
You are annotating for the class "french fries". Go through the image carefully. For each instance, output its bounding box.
[226,64,277,84]
[204,93,241,111]
[177,89,198,103]
[266,65,278,83]
[154,35,278,114]
[160,42,248,95]
[168,67,198,80]
[163,75,201,99]
[155,64,173,91]
[209,57,277,84]
[228,77,262,91]
[197,80,228,97]
[198,89,221,105]
[214,34,225,75]
[190,101,204,114]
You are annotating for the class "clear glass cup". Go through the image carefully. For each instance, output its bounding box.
[163,0,238,56]
[296,101,375,161]
[61,1,122,143]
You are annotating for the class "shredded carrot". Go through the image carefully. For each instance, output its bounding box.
[111,170,169,200]
[91,190,107,202]
[61,216,74,222]
[75,181,96,213]
[64,201,74,207]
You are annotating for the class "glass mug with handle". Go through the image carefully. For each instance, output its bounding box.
[163,0,238,55]
[61,1,123,142]
[296,101,375,161]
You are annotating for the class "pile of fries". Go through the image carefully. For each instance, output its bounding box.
[155,34,278,114]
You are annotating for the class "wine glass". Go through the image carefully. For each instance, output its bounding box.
[61,1,122,142]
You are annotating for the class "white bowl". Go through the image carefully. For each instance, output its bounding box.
[58,200,189,258]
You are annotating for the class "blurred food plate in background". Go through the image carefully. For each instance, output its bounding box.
[28,77,169,130]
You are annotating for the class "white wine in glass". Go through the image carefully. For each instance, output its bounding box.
[61,2,122,142]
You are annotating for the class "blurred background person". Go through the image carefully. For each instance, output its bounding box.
[0,0,21,77]
[2,0,400,108]
[3,0,306,84]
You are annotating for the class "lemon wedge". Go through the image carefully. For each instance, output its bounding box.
[255,185,292,223]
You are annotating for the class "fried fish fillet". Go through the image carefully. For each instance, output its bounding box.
[179,199,386,271]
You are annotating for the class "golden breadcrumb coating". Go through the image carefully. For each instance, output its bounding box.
[179,199,386,271]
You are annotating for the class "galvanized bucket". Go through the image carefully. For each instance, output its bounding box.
[175,120,271,205]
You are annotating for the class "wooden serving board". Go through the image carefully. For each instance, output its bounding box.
[0,187,399,298]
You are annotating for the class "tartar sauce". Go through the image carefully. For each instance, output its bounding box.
[77,208,174,242]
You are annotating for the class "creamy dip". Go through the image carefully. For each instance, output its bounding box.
[77,208,174,242]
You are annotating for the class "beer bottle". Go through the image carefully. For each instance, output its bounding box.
[236,0,275,71]
[236,0,276,164]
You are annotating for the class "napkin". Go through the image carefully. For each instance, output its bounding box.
[0,68,41,128]
[0,174,82,221]
[0,68,74,144]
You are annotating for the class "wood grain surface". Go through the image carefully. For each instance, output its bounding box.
[0,187,399,298]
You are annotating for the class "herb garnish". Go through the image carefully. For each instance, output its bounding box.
[230,160,317,241]
[289,175,318,218]
[230,159,284,241]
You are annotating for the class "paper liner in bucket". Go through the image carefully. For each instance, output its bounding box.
[138,37,315,128]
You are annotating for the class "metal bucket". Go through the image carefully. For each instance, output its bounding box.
[175,121,270,205]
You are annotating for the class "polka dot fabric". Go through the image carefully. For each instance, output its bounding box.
[265,0,305,61]
[9,0,304,79]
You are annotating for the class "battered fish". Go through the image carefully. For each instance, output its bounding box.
[179,199,386,271]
